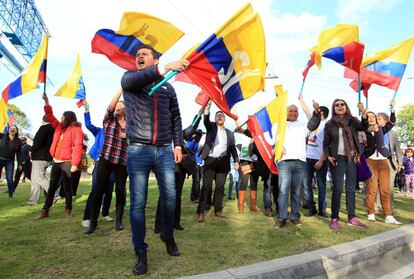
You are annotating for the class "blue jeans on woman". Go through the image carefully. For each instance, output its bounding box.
[128,144,176,253]
[277,160,306,221]
[0,159,14,198]
[304,158,328,214]
[329,155,356,219]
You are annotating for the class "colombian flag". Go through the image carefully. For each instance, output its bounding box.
[345,37,414,91]
[55,54,86,101]
[91,12,184,70]
[1,36,48,103]
[183,3,266,120]
[2,109,16,133]
[246,85,288,174]
[310,24,364,72]
[0,99,9,133]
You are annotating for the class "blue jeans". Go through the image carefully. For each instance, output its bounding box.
[128,144,176,253]
[277,160,306,221]
[262,175,273,209]
[228,170,239,199]
[330,155,356,219]
[0,159,15,197]
[83,163,115,220]
[303,158,328,213]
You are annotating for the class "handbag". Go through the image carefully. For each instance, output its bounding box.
[240,163,255,175]
[355,152,372,182]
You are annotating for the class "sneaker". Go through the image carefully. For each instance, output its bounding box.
[102,215,113,222]
[330,218,340,231]
[347,217,368,229]
[290,219,302,227]
[367,214,376,222]
[384,215,402,225]
[81,220,90,228]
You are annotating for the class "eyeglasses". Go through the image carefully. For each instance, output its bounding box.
[335,103,346,107]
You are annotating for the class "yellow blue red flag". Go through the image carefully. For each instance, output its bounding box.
[55,54,86,100]
[246,85,288,173]
[183,3,266,119]
[1,36,48,103]
[0,99,9,133]
[91,12,184,70]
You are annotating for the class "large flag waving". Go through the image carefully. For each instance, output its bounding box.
[91,12,184,70]
[307,24,364,73]
[246,85,288,174]
[183,3,266,120]
[55,54,86,100]
[2,36,48,103]
[0,99,9,133]
[345,37,414,91]
[2,109,16,133]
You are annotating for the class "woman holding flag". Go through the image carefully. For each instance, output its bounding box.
[323,99,367,231]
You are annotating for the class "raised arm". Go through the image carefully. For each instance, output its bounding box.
[42,94,59,129]
[298,94,312,120]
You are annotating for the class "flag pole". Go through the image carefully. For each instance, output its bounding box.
[299,79,305,95]
[365,90,368,109]
[149,70,179,96]
[233,118,249,133]
[358,73,361,115]
[390,90,398,111]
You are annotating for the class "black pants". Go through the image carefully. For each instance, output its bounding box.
[197,157,229,214]
[90,157,127,222]
[155,164,186,229]
[44,162,72,210]
[190,165,202,201]
[13,162,32,191]
[58,170,81,197]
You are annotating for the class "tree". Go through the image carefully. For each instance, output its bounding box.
[397,103,414,145]
[8,104,31,132]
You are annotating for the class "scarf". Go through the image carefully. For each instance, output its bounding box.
[331,114,356,161]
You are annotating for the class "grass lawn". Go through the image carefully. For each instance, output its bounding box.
[0,178,413,279]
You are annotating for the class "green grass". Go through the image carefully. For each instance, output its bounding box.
[0,179,413,279]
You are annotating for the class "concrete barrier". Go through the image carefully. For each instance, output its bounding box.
[181,224,414,279]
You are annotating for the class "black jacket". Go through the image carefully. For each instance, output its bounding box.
[31,123,54,161]
[0,134,22,160]
[17,144,31,166]
[323,116,364,159]
[121,66,183,146]
[199,113,239,166]
[362,112,395,158]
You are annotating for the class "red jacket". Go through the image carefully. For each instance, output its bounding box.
[44,105,84,166]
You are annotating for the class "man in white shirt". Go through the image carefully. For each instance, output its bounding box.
[197,110,239,222]
[276,102,321,229]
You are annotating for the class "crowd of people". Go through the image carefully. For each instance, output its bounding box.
[2,44,414,276]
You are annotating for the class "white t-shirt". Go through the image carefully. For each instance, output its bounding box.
[209,126,227,158]
[280,120,309,162]
[337,128,346,156]
[306,120,326,160]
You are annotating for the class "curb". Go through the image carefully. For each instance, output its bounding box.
[181,223,414,279]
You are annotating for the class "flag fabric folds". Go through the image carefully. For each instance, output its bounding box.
[2,109,16,133]
[0,99,9,133]
[246,85,288,174]
[345,37,414,91]
[55,54,86,100]
[195,91,210,107]
[1,36,48,103]
[91,12,184,70]
[311,24,359,69]
[321,41,365,73]
[302,52,315,80]
[183,3,266,120]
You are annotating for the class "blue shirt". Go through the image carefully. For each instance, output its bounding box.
[84,112,105,161]
[186,139,203,165]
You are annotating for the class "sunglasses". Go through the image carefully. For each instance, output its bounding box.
[335,102,346,107]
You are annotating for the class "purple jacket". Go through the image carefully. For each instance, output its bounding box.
[403,156,414,175]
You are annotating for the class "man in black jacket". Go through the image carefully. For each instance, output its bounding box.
[13,137,32,192]
[197,109,240,222]
[121,44,188,275]
[27,116,54,205]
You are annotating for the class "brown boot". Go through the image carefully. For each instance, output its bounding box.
[35,209,49,220]
[64,208,72,219]
[197,213,205,223]
[264,208,272,217]
[238,190,246,213]
[249,190,260,212]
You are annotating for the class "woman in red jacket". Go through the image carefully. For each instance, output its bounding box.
[36,94,84,219]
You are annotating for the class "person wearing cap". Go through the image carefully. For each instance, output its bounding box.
[121,44,188,275]
[197,109,240,222]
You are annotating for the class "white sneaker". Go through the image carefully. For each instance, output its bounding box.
[367,214,376,221]
[102,215,113,222]
[384,215,402,225]
[81,220,90,228]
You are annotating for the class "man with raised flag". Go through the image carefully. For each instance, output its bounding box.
[121,44,188,275]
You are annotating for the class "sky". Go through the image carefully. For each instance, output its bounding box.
[1,0,414,142]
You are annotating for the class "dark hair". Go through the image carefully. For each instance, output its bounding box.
[8,125,19,139]
[405,147,413,155]
[331,99,353,118]
[61,111,77,129]
[42,115,48,122]
[320,106,329,118]
[136,44,159,59]
[367,111,377,124]
[215,111,225,117]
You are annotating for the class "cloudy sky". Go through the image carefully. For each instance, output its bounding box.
[1,0,414,139]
